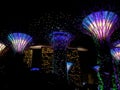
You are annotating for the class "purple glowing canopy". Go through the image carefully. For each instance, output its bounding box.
[82,11,118,41]
[111,48,120,61]
[113,40,120,47]
[49,31,73,50]
[111,40,120,61]
[8,32,32,53]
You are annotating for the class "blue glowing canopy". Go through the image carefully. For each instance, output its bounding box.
[49,31,73,50]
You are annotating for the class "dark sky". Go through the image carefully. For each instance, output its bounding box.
[0,0,119,47]
[0,0,120,68]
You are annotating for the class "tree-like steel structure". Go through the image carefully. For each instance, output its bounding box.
[82,11,119,90]
[111,40,120,90]
[49,31,73,80]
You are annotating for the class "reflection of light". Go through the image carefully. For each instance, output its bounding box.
[111,41,120,60]
[66,62,73,72]
[30,67,40,71]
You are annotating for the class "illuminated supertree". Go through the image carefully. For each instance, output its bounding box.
[0,43,6,55]
[111,48,120,61]
[7,33,32,76]
[8,32,32,53]
[82,11,119,90]
[82,11,118,43]
[49,31,73,79]
[111,40,120,90]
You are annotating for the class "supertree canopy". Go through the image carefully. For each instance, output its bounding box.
[0,43,6,56]
[111,40,120,60]
[112,40,120,48]
[0,43,6,53]
[110,44,120,89]
[82,11,119,90]
[8,32,32,53]
[111,48,120,61]
[82,11,118,42]
[49,31,73,50]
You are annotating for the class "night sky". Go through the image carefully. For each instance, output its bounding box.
[0,0,120,68]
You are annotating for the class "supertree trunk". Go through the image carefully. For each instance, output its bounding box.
[82,10,119,90]
[49,31,73,80]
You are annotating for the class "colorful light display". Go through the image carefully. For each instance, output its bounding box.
[111,40,120,60]
[111,48,120,60]
[49,31,73,79]
[110,40,120,89]
[8,32,32,53]
[82,10,119,90]
[113,40,120,48]
[93,65,100,72]
[67,48,81,87]
[0,43,6,53]
[23,46,81,87]
[30,67,40,71]
[82,11,118,42]
[66,62,73,72]
[111,47,120,89]
[49,31,73,50]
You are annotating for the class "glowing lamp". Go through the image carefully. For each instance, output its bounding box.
[66,62,73,72]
